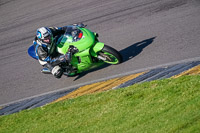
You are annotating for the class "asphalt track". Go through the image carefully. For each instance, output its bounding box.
[0,61,200,115]
[0,0,200,106]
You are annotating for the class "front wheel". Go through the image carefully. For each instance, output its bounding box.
[98,45,123,65]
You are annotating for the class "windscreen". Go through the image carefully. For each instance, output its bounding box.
[60,26,83,44]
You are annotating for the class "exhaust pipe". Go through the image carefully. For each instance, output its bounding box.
[97,55,106,61]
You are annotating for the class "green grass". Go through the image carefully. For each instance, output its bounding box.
[0,75,200,133]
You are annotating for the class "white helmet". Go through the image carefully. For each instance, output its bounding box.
[36,27,53,47]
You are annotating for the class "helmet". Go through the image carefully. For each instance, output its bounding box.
[36,27,53,48]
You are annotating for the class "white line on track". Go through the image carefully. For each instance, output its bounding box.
[1,56,200,107]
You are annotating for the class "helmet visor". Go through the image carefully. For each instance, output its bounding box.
[43,35,51,44]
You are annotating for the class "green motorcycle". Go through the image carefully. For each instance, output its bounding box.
[28,26,122,76]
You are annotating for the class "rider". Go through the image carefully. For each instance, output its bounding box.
[33,23,86,78]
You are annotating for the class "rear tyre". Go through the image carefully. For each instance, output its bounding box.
[98,45,123,64]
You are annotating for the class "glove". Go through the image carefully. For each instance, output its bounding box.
[65,46,78,62]
[68,45,78,53]
[51,66,63,78]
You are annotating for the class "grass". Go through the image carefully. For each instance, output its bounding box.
[0,75,200,133]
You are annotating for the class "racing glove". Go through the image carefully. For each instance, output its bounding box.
[65,46,78,63]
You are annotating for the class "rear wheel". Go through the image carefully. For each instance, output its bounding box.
[98,45,122,64]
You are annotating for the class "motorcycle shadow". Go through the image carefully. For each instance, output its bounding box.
[73,37,156,81]
[120,37,156,62]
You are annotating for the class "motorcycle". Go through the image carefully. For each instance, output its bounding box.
[28,26,123,76]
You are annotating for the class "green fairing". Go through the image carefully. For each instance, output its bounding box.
[56,26,122,75]
[57,28,96,54]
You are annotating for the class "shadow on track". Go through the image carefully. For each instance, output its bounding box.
[120,37,156,62]
[73,37,156,81]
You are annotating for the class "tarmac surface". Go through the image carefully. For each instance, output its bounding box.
[0,0,200,105]
[0,61,200,115]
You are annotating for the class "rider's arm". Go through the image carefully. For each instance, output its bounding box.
[49,27,65,36]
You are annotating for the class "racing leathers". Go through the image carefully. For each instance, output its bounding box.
[33,26,69,78]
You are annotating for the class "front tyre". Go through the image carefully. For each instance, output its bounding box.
[98,45,123,65]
